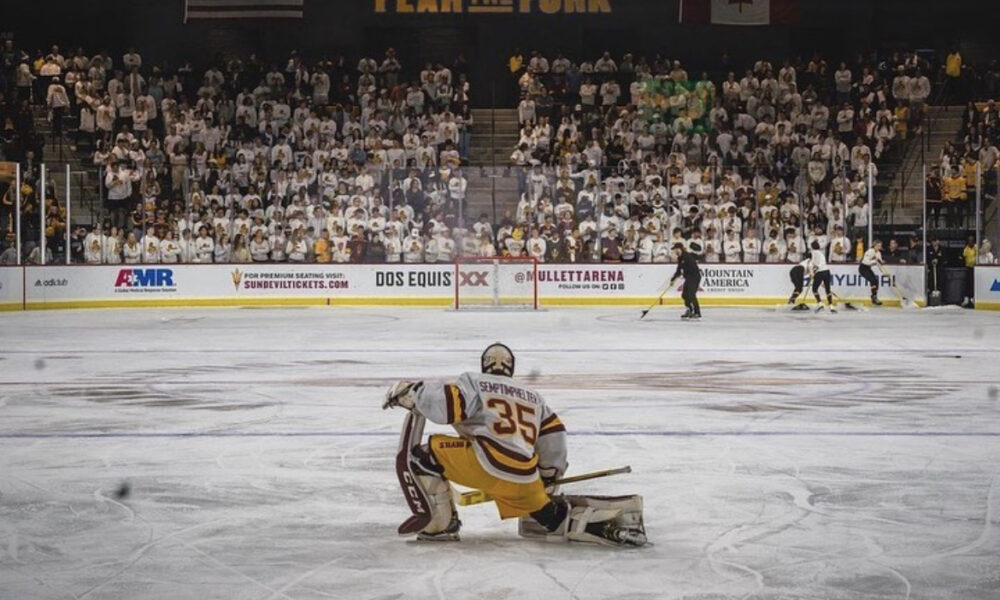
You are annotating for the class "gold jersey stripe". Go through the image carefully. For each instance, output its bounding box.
[540,414,566,435]
[475,436,538,477]
[445,384,466,424]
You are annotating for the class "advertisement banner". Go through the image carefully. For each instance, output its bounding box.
[534,263,924,303]
[0,266,23,310]
[19,263,926,309]
[22,264,460,306]
[975,266,1000,310]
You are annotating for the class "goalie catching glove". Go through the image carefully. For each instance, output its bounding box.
[383,381,423,410]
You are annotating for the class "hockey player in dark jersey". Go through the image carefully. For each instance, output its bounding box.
[669,242,703,319]
[787,258,810,308]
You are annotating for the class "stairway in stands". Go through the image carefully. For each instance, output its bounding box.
[877,106,965,229]
[463,107,521,223]
[33,107,100,228]
[468,107,519,166]
[33,105,525,230]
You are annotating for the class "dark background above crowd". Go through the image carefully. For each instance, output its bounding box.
[4,0,999,107]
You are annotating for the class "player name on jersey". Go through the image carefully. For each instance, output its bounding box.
[477,380,542,406]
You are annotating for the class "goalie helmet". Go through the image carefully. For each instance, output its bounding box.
[481,343,515,377]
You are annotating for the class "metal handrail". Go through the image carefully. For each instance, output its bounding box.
[889,82,950,222]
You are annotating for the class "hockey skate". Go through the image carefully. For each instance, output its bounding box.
[417,512,461,542]
[689,313,702,320]
[680,309,692,320]
[585,519,647,547]
[871,295,882,306]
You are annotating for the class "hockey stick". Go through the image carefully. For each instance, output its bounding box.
[640,282,674,319]
[457,465,632,507]
[780,289,863,312]
[878,264,918,309]
[832,292,864,311]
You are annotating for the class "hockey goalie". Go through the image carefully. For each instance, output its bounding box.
[382,342,647,547]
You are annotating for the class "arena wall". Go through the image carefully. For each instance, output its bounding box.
[974,267,1000,311]
[0,264,938,310]
[0,267,25,311]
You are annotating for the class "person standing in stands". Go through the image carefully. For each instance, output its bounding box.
[927,237,945,299]
[962,236,976,308]
[945,47,963,104]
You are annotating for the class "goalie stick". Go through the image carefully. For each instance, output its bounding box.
[457,465,632,507]
[395,411,434,535]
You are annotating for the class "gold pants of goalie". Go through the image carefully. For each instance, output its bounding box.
[429,435,550,519]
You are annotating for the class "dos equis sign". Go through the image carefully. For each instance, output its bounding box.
[374,0,612,14]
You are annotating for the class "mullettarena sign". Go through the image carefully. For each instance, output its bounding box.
[373,0,612,14]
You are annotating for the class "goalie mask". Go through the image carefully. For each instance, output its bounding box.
[481,343,515,377]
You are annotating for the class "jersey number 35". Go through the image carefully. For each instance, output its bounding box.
[486,398,537,445]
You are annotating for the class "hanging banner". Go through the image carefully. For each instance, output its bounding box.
[373,0,612,15]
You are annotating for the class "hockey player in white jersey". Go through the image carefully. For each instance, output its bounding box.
[383,343,646,546]
[808,239,835,312]
[859,239,884,305]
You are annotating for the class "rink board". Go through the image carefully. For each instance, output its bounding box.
[4,263,932,310]
[0,266,24,310]
[975,266,1000,310]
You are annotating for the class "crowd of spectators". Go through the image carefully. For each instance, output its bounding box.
[923,98,1000,232]
[914,48,1000,237]
[2,38,998,266]
[1,38,483,264]
[1,38,64,263]
[500,49,956,264]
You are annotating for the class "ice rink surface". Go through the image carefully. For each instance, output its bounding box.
[1,305,999,600]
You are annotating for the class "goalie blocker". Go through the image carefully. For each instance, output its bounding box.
[384,343,647,547]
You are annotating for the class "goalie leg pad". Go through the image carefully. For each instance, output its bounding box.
[395,413,462,539]
[518,494,647,547]
[396,412,433,535]
[414,474,461,541]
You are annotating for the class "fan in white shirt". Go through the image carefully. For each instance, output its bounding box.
[142,227,161,263]
[723,230,742,263]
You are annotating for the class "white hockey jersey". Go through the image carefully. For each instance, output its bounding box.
[809,249,829,273]
[413,372,568,485]
[862,248,882,267]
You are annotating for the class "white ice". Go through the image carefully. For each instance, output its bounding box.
[1,306,999,600]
